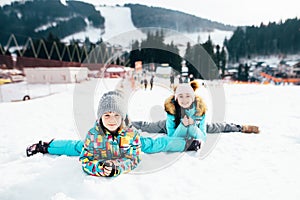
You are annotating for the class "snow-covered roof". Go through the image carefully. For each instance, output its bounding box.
[105,67,125,72]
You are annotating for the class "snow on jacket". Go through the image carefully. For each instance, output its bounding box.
[164,95,207,142]
[79,122,141,177]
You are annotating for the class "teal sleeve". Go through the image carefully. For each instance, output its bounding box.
[200,114,207,140]
[166,113,176,137]
[48,140,83,156]
[188,114,207,141]
[141,136,186,153]
[166,113,191,138]
[172,122,188,138]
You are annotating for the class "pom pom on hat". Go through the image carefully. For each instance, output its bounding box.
[97,91,127,119]
[189,80,199,91]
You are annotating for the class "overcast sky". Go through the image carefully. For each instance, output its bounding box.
[80,0,300,26]
[1,0,299,26]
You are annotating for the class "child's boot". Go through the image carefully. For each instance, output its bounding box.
[26,139,53,157]
[185,139,201,151]
[242,125,260,134]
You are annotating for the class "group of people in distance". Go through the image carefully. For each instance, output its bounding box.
[26,80,259,177]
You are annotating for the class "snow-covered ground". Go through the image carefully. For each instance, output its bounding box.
[0,82,72,102]
[0,78,300,200]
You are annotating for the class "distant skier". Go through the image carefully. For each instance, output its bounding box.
[184,76,189,83]
[140,79,143,88]
[144,77,148,90]
[150,75,154,90]
[170,73,175,88]
[178,75,183,83]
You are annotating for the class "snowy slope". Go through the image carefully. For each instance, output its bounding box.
[61,6,147,48]
[0,0,17,7]
[95,6,146,49]
[62,6,232,53]
[1,78,300,200]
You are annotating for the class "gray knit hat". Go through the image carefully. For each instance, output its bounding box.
[97,91,127,119]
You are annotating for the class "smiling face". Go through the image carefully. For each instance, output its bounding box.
[176,93,194,108]
[101,112,122,132]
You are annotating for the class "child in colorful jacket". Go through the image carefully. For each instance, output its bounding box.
[79,91,141,177]
[164,81,207,150]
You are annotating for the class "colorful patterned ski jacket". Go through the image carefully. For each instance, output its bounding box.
[164,95,207,142]
[79,122,141,177]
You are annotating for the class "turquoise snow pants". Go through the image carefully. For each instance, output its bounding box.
[48,136,186,156]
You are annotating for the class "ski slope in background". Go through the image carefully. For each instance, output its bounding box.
[62,6,233,54]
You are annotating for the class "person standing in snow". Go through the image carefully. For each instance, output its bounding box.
[178,75,183,83]
[184,76,189,83]
[150,75,154,90]
[143,77,148,90]
[170,73,175,89]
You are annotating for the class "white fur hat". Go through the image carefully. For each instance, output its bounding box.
[174,84,195,101]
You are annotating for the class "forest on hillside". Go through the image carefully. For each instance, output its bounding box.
[0,0,105,44]
[125,4,235,32]
[129,31,226,79]
[225,18,300,62]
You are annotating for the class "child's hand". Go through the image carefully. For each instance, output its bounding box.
[103,160,113,176]
[182,115,189,126]
[188,117,194,125]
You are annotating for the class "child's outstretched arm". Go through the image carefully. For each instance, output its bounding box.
[167,113,198,138]
[188,114,207,142]
[165,113,178,137]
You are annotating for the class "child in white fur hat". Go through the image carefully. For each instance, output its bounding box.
[164,81,207,151]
